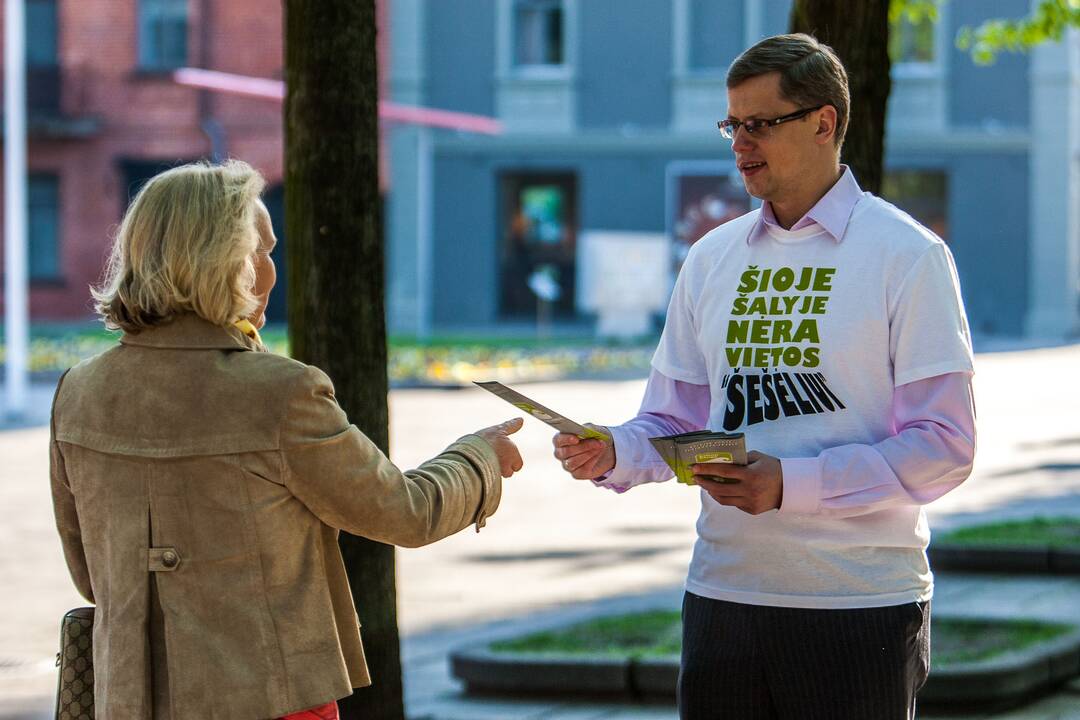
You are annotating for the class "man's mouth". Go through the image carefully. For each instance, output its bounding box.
[739,161,766,176]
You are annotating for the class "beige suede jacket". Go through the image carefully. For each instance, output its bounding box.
[50,314,503,720]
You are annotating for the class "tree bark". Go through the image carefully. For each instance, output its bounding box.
[284,2,402,719]
[790,0,891,195]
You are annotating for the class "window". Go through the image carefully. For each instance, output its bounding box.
[27,0,59,113]
[881,170,948,241]
[27,0,57,66]
[29,175,61,281]
[138,0,189,71]
[514,0,563,67]
[499,172,577,317]
[890,12,935,65]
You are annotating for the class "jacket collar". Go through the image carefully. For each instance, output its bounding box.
[120,313,260,352]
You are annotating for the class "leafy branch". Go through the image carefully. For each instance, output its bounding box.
[956,0,1080,65]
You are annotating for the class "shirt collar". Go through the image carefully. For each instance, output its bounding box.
[748,165,863,245]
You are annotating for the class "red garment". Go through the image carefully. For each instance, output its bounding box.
[278,700,339,720]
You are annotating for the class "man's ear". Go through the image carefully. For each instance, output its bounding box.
[815,105,838,146]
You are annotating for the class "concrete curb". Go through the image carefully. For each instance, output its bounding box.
[450,647,631,696]
[449,624,1080,710]
[929,545,1080,575]
[918,627,1080,710]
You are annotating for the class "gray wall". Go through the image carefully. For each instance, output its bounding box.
[578,0,672,129]
[948,0,1030,129]
[414,0,1036,336]
[432,151,685,325]
[947,152,1029,336]
[886,148,1029,336]
[762,0,794,39]
[689,0,743,70]
[424,0,496,116]
[434,143,1031,334]
[432,154,500,325]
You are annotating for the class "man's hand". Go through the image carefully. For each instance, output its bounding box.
[693,451,783,515]
[552,425,615,479]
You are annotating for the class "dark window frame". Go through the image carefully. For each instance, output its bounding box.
[497,169,579,319]
[137,0,189,72]
[29,173,63,283]
[513,0,565,68]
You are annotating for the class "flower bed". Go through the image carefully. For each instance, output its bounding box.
[3,327,656,386]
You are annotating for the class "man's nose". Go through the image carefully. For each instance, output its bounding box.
[731,125,755,152]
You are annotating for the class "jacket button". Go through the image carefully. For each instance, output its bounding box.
[161,550,179,568]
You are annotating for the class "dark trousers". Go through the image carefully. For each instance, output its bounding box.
[678,592,930,720]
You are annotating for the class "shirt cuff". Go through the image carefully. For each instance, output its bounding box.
[589,424,636,494]
[778,456,822,515]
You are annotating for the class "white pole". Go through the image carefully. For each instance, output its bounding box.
[416,126,432,341]
[4,0,30,417]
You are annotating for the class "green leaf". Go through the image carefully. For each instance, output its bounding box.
[956,0,1080,65]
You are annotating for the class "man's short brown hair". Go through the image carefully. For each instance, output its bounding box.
[727,33,850,148]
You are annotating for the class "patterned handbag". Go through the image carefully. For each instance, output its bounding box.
[54,607,95,720]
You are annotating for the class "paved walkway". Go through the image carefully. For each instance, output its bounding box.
[2,343,1080,718]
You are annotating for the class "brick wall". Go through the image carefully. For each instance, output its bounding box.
[2,0,286,320]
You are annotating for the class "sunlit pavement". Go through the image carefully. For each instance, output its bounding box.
[2,342,1080,719]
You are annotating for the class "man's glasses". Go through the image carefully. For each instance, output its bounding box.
[717,105,825,140]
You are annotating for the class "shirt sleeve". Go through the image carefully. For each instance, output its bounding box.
[651,248,710,384]
[890,242,974,386]
[778,371,975,518]
[593,368,711,493]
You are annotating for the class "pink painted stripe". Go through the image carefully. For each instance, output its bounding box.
[173,68,503,135]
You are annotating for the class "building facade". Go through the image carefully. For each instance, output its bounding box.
[5,0,1079,342]
[388,0,1080,340]
[4,0,286,321]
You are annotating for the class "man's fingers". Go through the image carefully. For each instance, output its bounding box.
[696,477,744,494]
[564,452,597,472]
[554,442,603,461]
[553,433,581,448]
[692,462,748,479]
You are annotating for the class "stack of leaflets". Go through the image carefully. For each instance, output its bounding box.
[649,431,747,486]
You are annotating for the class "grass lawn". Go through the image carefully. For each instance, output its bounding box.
[490,611,1076,666]
[934,517,1080,549]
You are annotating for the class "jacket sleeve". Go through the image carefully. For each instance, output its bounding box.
[279,365,503,547]
[50,371,94,603]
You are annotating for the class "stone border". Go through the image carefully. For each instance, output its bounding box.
[450,625,1080,710]
[929,545,1080,574]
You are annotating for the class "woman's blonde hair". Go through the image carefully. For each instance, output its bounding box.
[93,159,267,332]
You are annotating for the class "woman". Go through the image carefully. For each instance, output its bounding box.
[50,160,524,719]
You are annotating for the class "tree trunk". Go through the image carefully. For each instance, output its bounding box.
[284,3,402,719]
[790,0,891,195]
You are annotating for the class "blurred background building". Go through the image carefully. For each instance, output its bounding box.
[8,0,288,319]
[4,0,1079,340]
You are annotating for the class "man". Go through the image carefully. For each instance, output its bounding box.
[553,34,975,720]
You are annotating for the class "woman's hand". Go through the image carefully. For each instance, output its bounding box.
[475,418,526,477]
